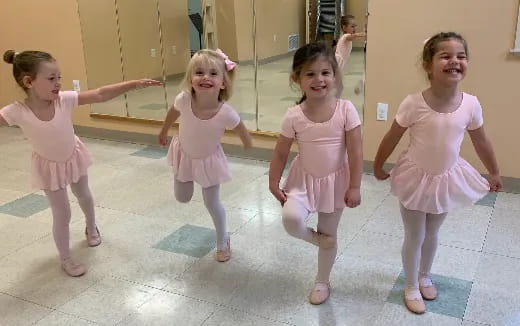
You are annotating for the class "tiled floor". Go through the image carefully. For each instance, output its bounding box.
[1,126,520,325]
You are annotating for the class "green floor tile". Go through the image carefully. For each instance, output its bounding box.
[0,193,48,218]
[153,224,216,258]
[387,271,472,319]
[130,146,167,159]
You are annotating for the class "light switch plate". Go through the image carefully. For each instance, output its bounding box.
[377,102,388,121]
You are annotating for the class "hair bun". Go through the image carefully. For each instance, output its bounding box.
[3,50,16,64]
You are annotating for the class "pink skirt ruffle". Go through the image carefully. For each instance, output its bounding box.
[31,136,93,191]
[391,152,489,214]
[283,155,348,213]
[166,137,231,188]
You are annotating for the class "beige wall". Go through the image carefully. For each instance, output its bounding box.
[78,0,189,82]
[0,0,88,107]
[117,0,163,80]
[364,0,520,178]
[255,0,306,60]
[158,0,191,76]
[230,0,306,62]
[77,0,123,89]
[233,0,255,61]
[216,0,239,60]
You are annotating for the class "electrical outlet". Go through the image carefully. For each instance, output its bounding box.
[171,45,176,55]
[151,48,156,57]
[376,103,388,121]
[273,34,277,42]
[73,80,80,91]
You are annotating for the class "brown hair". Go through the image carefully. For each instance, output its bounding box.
[340,15,355,28]
[290,42,343,104]
[3,50,55,90]
[181,49,236,101]
[422,32,469,73]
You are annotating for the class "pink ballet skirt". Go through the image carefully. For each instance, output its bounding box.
[284,156,348,213]
[167,137,231,188]
[390,151,489,214]
[32,136,93,191]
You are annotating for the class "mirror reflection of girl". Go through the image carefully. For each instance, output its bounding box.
[334,15,366,95]
[0,50,162,277]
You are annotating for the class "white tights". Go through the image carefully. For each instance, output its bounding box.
[400,203,447,289]
[174,179,228,250]
[282,198,343,283]
[44,175,97,262]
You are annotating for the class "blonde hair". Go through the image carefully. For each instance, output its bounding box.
[181,49,236,101]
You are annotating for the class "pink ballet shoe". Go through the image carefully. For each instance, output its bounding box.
[310,228,336,249]
[419,277,438,300]
[404,287,426,314]
[85,226,101,247]
[61,258,86,277]
[215,238,231,262]
[309,282,331,305]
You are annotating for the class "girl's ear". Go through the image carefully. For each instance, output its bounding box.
[290,72,299,84]
[22,75,34,89]
[423,61,433,79]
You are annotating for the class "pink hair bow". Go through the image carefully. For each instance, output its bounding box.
[216,48,237,71]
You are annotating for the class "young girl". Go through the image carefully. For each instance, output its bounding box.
[334,15,366,95]
[373,32,502,314]
[269,42,363,305]
[158,49,252,263]
[0,50,162,277]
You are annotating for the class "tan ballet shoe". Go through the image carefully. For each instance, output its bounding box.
[419,277,438,300]
[309,282,331,305]
[215,237,231,262]
[61,258,86,277]
[404,287,426,314]
[85,226,101,247]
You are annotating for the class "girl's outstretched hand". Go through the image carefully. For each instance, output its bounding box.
[487,173,502,192]
[344,188,361,208]
[344,32,367,42]
[135,79,163,89]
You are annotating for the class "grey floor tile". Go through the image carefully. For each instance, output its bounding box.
[0,193,48,217]
[475,192,497,207]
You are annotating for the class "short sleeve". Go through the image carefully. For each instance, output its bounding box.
[467,97,484,130]
[0,104,22,126]
[280,110,295,138]
[59,91,78,110]
[223,105,241,129]
[395,95,417,128]
[344,101,361,131]
[173,91,191,113]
